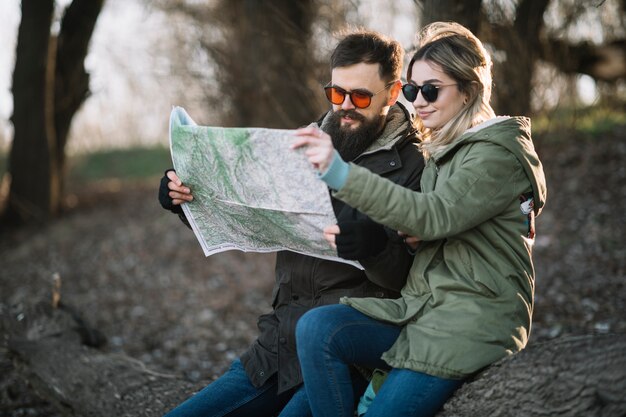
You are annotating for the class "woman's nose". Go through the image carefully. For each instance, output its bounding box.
[412,89,428,108]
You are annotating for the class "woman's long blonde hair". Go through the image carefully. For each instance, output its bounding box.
[407,22,496,158]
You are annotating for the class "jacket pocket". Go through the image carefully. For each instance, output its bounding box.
[469,255,502,297]
[444,240,500,297]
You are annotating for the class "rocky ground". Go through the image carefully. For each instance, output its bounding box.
[1,125,624,416]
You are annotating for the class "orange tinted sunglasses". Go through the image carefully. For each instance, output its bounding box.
[324,81,396,109]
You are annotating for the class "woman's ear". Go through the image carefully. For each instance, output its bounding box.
[465,81,480,105]
[388,80,403,105]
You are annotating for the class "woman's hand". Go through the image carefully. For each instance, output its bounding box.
[291,126,335,173]
[398,231,420,251]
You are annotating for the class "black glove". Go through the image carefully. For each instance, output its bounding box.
[158,169,183,214]
[336,220,388,260]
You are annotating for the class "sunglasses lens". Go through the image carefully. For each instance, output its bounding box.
[324,87,372,108]
[325,87,345,105]
[350,92,371,109]
[402,84,440,103]
[402,84,418,102]
[421,84,439,103]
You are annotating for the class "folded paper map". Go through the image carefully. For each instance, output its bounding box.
[169,106,360,267]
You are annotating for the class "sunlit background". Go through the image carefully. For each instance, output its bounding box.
[0,0,422,154]
[1,0,619,155]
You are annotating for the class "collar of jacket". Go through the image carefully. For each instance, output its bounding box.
[315,102,418,158]
[432,116,547,216]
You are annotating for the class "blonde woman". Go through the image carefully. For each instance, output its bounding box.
[291,22,547,417]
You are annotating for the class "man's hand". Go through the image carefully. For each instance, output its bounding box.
[324,220,389,260]
[158,169,193,214]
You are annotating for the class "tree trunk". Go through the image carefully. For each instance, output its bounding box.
[418,0,482,33]
[438,334,626,416]
[419,0,624,115]
[4,0,57,225]
[488,0,550,116]
[207,0,322,128]
[3,300,625,416]
[2,0,104,228]
[54,0,105,199]
[2,301,200,417]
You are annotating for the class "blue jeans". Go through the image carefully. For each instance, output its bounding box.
[295,304,464,417]
[163,358,311,417]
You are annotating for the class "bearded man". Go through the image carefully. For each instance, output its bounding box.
[159,29,425,417]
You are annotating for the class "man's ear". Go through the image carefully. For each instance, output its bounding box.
[387,80,402,105]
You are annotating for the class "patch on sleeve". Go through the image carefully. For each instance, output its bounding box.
[519,193,535,239]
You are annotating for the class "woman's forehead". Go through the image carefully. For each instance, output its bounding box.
[410,60,452,83]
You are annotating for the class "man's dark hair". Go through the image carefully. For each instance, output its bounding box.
[330,29,404,82]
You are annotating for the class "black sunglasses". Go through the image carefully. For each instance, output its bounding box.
[402,83,457,103]
[324,81,396,109]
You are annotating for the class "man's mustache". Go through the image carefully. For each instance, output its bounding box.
[334,109,366,122]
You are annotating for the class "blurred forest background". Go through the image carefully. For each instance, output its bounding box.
[0,0,625,415]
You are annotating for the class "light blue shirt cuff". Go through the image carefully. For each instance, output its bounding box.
[319,150,350,190]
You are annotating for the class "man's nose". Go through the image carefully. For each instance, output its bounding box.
[341,94,356,110]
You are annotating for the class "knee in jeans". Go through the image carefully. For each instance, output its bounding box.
[297,305,351,354]
[295,308,318,347]
[297,306,336,351]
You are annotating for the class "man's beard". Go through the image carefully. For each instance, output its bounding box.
[325,109,387,161]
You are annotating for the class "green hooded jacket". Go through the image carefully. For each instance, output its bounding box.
[334,116,547,379]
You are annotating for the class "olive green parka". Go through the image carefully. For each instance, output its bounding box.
[335,116,547,379]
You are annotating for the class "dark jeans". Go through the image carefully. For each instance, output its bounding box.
[162,358,311,417]
[295,304,464,417]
